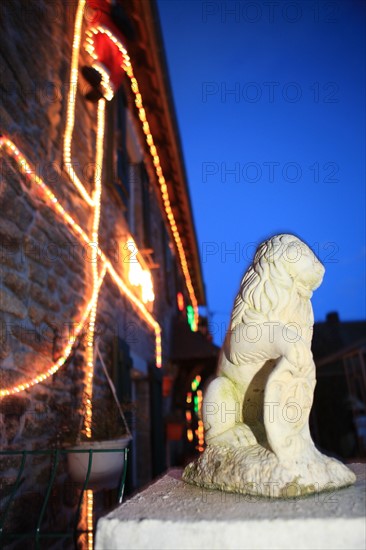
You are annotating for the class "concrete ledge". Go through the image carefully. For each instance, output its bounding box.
[96,463,365,550]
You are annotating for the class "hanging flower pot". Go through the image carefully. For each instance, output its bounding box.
[66,343,133,491]
[67,435,132,491]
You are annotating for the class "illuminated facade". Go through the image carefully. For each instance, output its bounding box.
[0,0,206,541]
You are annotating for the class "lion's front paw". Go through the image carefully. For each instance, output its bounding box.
[207,423,257,448]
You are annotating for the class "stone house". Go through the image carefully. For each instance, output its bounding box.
[0,0,208,544]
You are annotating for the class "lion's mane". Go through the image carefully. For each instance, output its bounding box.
[231,234,314,329]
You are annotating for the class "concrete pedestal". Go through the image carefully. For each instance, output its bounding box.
[96,463,365,550]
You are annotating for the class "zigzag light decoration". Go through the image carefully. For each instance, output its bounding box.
[0,2,198,542]
[83,98,105,438]
[63,0,95,208]
[0,0,200,399]
[85,25,199,329]
[0,0,166,398]
[0,135,160,396]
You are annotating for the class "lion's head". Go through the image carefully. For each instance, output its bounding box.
[231,234,325,330]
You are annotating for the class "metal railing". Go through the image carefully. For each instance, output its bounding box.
[0,447,128,548]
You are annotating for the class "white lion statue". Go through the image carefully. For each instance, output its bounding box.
[183,234,356,497]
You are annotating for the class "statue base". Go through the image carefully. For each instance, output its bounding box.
[183,444,356,498]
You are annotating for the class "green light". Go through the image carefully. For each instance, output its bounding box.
[191,375,201,392]
[193,395,199,412]
[187,305,195,331]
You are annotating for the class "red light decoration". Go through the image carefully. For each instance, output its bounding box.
[177,292,184,311]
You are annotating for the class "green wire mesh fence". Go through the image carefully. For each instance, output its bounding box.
[0,447,128,549]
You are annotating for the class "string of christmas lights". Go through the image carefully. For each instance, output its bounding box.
[0,253,107,397]
[0,1,201,396]
[0,4,200,532]
[0,9,159,393]
[83,98,105,438]
[85,25,199,330]
[0,135,161,388]
[86,490,94,549]
[63,0,95,207]
[186,375,205,451]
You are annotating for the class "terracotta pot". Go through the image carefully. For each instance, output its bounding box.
[67,436,131,491]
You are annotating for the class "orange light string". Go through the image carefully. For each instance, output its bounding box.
[86,25,199,329]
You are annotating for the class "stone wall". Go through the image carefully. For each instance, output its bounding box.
[0,0,186,543]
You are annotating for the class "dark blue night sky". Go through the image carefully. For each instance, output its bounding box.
[157,0,365,345]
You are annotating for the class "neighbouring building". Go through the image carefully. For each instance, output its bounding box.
[0,0,212,546]
[311,312,366,460]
